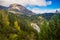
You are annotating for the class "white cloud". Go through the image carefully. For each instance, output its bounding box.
[0,0,52,7]
[31,8,60,14]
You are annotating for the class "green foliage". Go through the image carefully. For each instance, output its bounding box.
[0,10,60,40]
[38,20,49,40]
[48,14,60,40]
[0,10,38,40]
[38,14,60,40]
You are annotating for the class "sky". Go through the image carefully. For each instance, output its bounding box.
[0,0,60,13]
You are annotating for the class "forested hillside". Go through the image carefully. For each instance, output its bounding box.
[0,10,60,40]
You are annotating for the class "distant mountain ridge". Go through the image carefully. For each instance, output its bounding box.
[33,13,60,20]
[0,5,8,10]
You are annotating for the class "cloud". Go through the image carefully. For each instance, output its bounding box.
[31,8,60,14]
[0,0,52,7]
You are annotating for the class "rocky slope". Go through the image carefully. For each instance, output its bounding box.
[8,3,35,15]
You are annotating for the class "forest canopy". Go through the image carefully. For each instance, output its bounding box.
[0,10,60,40]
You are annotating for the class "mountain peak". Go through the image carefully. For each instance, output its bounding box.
[9,3,25,11]
[8,3,35,15]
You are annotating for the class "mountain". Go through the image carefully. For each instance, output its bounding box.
[41,13,54,20]
[0,4,60,17]
[8,3,35,15]
[0,5,8,10]
[35,13,60,20]
[0,4,35,15]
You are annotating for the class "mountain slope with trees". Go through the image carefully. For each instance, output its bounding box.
[0,9,60,40]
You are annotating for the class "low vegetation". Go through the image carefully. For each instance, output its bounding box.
[0,10,60,40]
